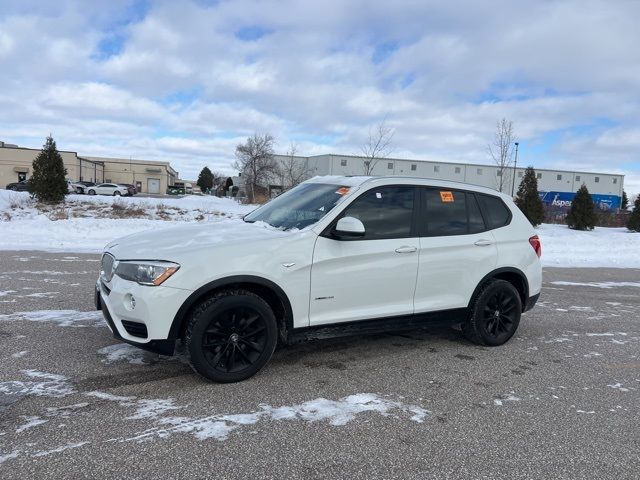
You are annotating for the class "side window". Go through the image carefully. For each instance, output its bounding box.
[477,195,511,229]
[423,189,468,236]
[340,186,415,239]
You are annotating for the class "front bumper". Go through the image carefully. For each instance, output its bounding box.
[95,276,192,356]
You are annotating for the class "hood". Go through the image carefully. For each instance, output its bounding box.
[105,219,295,260]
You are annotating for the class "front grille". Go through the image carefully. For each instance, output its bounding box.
[100,253,116,282]
[121,320,148,338]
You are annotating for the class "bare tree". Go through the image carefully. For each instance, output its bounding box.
[361,118,394,175]
[279,143,312,191]
[488,118,517,192]
[233,133,279,203]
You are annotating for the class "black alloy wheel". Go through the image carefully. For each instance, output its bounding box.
[482,289,518,341]
[462,279,522,346]
[202,306,269,373]
[185,289,278,383]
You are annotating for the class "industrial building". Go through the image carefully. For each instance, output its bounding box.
[0,141,178,194]
[265,153,625,210]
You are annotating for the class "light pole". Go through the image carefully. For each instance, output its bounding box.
[511,142,519,197]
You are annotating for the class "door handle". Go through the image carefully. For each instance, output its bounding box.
[395,246,417,253]
[474,239,493,246]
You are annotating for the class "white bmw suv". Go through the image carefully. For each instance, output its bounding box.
[96,176,542,382]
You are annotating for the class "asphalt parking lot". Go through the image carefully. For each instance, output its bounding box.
[1,251,639,479]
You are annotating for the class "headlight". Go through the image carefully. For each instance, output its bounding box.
[114,261,180,286]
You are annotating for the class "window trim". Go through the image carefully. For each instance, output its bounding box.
[321,185,420,241]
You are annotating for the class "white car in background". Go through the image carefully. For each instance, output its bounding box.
[87,183,130,196]
[95,176,542,383]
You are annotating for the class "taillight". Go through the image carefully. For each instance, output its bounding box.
[529,235,542,258]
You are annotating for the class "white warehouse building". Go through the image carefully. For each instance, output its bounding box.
[265,153,624,210]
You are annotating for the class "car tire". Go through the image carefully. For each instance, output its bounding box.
[76,187,84,194]
[88,189,96,195]
[113,191,121,196]
[8,186,17,191]
[185,289,278,383]
[462,279,522,347]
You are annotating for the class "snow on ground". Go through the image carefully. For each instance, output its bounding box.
[2,190,640,268]
[536,223,640,268]
[86,391,428,442]
[0,310,104,327]
[0,190,255,252]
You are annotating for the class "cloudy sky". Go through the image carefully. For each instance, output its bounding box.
[1,0,639,193]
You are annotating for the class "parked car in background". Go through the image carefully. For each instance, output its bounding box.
[67,181,79,193]
[5,180,29,191]
[73,181,96,194]
[117,184,137,196]
[86,183,130,196]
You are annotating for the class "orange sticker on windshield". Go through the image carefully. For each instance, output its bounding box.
[440,191,454,202]
[336,187,350,196]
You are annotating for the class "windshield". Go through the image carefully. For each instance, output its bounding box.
[244,183,352,230]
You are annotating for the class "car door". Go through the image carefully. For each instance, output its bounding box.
[309,185,420,325]
[413,188,498,313]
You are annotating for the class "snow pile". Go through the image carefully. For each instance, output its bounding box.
[0,189,256,252]
[536,224,640,268]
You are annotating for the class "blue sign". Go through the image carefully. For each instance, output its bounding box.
[539,191,621,210]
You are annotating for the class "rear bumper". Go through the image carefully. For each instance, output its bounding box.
[95,282,177,356]
[523,293,540,313]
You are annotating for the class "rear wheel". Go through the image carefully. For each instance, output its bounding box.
[8,186,17,191]
[88,189,96,195]
[185,289,278,383]
[462,279,522,346]
[113,191,121,196]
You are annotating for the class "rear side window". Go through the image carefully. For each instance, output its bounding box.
[421,189,489,236]
[477,194,511,229]
[341,186,415,239]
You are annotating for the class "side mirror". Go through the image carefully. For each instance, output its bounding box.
[333,216,365,238]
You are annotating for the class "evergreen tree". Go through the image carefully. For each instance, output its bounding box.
[28,136,68,203]
[514,166,545,226]
[621,190,629,210]
[196,167,214,192]
[566,184,596,230]
[628,195,640,232]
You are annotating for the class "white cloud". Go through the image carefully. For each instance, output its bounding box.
[0,0,638,191]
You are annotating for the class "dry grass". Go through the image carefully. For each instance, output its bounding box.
[47,209,70,221]
[3,212,11,221]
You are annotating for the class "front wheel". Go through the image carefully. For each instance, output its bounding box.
[462,279,522,346]
[88,189,96,195]
[185,289,278,383]
[8,186,17,191]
